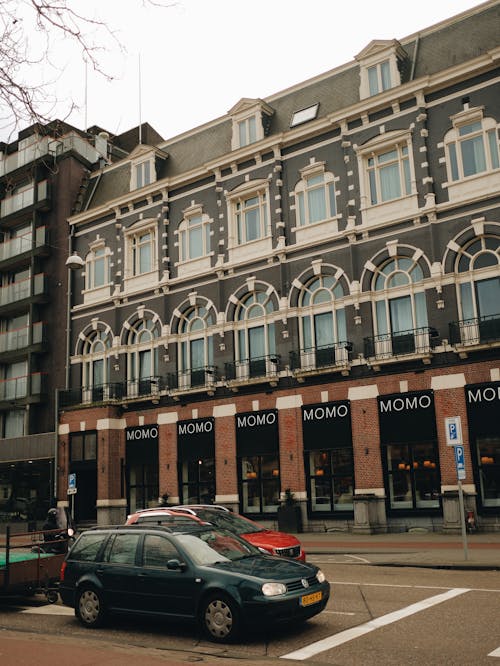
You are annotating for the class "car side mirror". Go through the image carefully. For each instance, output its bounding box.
[166,558,186,571]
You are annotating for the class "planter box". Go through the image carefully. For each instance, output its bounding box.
[277,504,303,533]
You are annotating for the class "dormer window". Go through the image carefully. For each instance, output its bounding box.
[128,144,167,192]
[135,160,151,189]
[356,40,408,100]
[229,98,274,151]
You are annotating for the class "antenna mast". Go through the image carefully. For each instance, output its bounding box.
[138,54,142,144]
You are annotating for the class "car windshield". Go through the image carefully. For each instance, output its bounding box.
[176,528,259,565]
[195,510,264,535]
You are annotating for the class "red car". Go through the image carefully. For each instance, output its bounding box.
[169,504,306,562]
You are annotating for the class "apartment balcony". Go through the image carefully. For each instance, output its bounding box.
[0,180,50,219]
[59,382,125,408]
[169,366,218,397]
[0,372,46,404]
[290,342,352,379]
[0,273,47,308]
[0,322,45,357]
[0,227,48,265]
[449,314,500,355]
[364,326,438,366]
[224,355,281,388]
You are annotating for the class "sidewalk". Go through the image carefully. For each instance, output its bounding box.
[299,529,500,569]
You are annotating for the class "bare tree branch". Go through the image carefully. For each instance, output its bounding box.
[0,0,176,141]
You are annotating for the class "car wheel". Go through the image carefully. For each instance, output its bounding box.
[76,586,106,628]
[200,593,240,643]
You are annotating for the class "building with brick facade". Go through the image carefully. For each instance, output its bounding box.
[59,1,500,532]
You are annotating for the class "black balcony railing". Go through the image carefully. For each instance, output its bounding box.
[364,326,436,360]
[449,314,500,346]
[225,355,280,382]
[168,366,217,391]
[290,341,352,372]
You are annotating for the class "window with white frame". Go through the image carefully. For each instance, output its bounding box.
[298,275,347,368]
[228,181,270,248]
[125,222,157,280]
[371,256,429,357]
[295,166,336,226]
[178,209,211,262]
[445,109,499,182]
[238,116,257,147]
[356,40,406,100]
[85,244,110,290]
[177,304,215,388]
[232,290,276,379]
[81,328,112,400]
[229,99,273,150]
[126,318,160,392]
[367,60,391,96]
[454,234,500,344]
[367,143,412,205]
[133,159,152,190]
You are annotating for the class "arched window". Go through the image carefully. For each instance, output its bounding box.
[126,318,160,397]
[298,275,348,369]
[454,234,500,344]
[177,304,215,389]
[370,256,429,357]
[81,328,112,401]
[232,290,276,380]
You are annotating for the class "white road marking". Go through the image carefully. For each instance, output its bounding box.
[488,646,500,657]
[330,580,500,593]
[322,610,356,616]
[20,605,74,615]
[281,587,470,661]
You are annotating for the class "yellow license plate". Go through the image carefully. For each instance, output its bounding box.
[300,591,322,607]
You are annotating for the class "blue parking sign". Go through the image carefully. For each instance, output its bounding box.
[454,446,466,480]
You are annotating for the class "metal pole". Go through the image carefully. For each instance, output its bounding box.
[457,479,468,561]
[53,387,59,503]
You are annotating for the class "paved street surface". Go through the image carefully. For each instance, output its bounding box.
[1,529,499,664]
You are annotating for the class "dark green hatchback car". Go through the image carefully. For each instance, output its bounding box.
[59,524,330,642]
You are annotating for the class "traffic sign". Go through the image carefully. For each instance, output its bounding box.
[68,472,77,495]
[454,445,466,480]
[445,416,463,446]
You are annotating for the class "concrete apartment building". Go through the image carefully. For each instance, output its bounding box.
[58,1,499,532]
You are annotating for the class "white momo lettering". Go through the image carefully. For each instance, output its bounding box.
[237,413,276,428]
[379,395,432,413]
[303,404,348,421]
[467,386,500,404]
[178,421,213,435]
[126,426,159,441]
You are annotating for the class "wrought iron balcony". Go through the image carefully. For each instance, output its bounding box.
[290,342,352,374]
[449,314,500,347]
[364,326,438,361]
[225,355,280,384]
[168,366,218,393]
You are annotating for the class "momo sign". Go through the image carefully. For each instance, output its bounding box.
[378,391,436,443]
[465,381,500,436]
[302,401,351,450]
[125,425,158,442]
[177,418,215,461]
[236,410,278,457]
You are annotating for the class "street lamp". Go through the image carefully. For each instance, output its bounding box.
[65,252,85,270]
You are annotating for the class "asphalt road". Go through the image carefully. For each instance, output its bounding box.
[0,562,499,665]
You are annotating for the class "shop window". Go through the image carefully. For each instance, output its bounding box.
[70,432,97,462]
[180,458,215,505]
[385,442,440,510]
[240,454,280,514]
[476,436,500,507]
[128,463,159,513]
[306,448,354,513]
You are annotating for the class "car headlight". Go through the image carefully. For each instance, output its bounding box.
[262,582,287,596]
[316,570,326,584]
[258,547,269,554]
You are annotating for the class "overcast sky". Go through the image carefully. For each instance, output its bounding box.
[11,0,487,143]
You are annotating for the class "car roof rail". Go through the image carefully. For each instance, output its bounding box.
[170,504,230,513]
